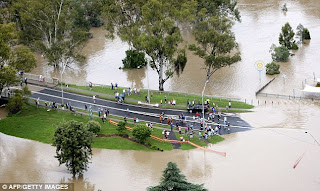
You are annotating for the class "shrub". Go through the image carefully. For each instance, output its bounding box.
[6,94,25,114]
[291,43,299,50]
[266,61,280,75]
[270,44,290,62]
[86,121,101,135]
[122,50,147,69]
[117,121,127,136]
[302,28,311,40]
[132,125,151,144]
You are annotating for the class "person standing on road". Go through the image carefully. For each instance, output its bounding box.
[93,95,96,103]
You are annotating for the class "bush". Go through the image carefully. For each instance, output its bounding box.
[302,28,311,40]
[291,43,299,50]
[122,50,147,69]
[132,125,151,144]
[270,44,290,62]
[117,121,127,136]
[266,61,280,75]
[6,94,25,114]
[86,121,101,135]
[279,22,295,49]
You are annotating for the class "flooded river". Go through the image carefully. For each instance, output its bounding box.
[3,0,320,190]
[1,101,320,191]
[31,0,320,100]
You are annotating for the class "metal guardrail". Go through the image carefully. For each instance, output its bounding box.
[256,92,320,102]
[23,73,59,85]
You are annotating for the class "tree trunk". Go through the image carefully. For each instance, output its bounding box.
[159,79,164,91]
[158,61,164,91]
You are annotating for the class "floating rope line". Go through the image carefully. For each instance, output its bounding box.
[293,152,305,169]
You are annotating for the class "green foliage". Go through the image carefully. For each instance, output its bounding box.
[190,16,241,80]
[103,0,195,91]
[147,162,208,191]
[0,23,16,63]
[174,50,187,76]
[296,24,311,43]
[266,61,280,75]
[196,0,241,21]
[122,50,147,69]
[12,0,88,68]
[21,85,31,96]
[0,65,18,93]
[9,46,37,72]
[52,120,95,176]
[132,125,151,144]
[291,43,298,50]
[270,44,290,62]
[279,22,295,49]
[86,120,101,135]
[302,28,311,40]
[6,94,25,114]
[117,121,127,136]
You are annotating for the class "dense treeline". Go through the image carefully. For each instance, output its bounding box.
[1,0,241,91]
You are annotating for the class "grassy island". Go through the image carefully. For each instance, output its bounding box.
[0,104,224,151]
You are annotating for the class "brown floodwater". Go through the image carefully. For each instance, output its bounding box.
[4,0,320,190]
[1,101,320,191]
[31,0,320,101]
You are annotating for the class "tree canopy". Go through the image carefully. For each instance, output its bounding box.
[103,0,194,91]
[52,120,95,176]
[147,162,208,191]
[0,22,36,94]
[279,22,296,49]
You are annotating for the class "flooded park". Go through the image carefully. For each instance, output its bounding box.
[1,0,320,190]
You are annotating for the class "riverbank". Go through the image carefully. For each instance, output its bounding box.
[0,104,223,151]
[63,83,254,112]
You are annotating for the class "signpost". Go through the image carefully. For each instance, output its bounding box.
[255,60,264,83]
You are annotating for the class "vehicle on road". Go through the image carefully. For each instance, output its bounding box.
[187,104,208,113]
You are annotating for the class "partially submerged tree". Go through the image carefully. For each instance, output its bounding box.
[279,22,297,49]
[103,0,193,91]
[269,44,290,62]
[53,120,95,176]
[296,24,311,44]
[147,162,208,191]
[189,16,241,83]
[266,61,280,75]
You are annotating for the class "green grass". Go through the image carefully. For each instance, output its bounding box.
[67,84,254,110]
[92,137,151,151]
[176,131,224,150]
[0,104,175,151]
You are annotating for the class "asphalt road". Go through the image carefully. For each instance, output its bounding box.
[30,88,253,135]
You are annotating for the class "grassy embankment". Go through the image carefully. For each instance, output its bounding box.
[0,104,224,151]
[65,84,254,112]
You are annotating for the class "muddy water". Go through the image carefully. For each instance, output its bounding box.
[5,0,320,190]
[30,0,320,100]
[1,101,320,190]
